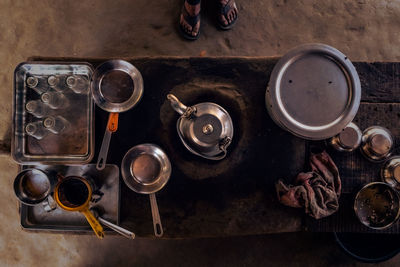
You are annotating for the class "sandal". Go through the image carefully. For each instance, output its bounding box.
[179,0,201,40]
[217,0,238,30]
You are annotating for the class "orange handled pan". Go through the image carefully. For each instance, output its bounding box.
[91,60,144,170]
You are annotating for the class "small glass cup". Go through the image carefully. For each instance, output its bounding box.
[26,76,49,95]
[41,91,69,109]
[25,121,49,140]
[43,115,70,134]
[25,100,50,118]
[47,75,66,92]
[66,75,89,94]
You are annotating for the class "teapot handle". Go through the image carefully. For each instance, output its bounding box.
[207,149,228,161]
[212,136,232,160]
[195,136,231,161]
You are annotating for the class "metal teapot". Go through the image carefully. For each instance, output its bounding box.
[167,94,233,160]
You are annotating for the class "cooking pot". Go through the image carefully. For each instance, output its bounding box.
[354,182,400,230]
[266,43,361,140]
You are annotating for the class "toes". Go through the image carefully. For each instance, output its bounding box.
[191,26,197,36]
[192,21,200,36]
[220,2,238,26]
[220,14,228,26]
[228,8,237,23]
[181,14,199,37]
[180,14,196,35]
[184,23,193,34]
[227,12,232,23]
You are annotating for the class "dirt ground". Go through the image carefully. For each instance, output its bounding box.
[1,0,400,266]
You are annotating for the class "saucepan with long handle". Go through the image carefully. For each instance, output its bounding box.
[91,60,144,170]
[121,144,172,237]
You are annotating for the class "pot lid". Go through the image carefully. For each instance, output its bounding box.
[167,94,233,160]
[266,43,361,140]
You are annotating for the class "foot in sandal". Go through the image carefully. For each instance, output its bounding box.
[217,0,238,30]
[179,0,201,40]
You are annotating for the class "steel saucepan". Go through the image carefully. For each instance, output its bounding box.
[91,60,144,170]
[121,144,171,237]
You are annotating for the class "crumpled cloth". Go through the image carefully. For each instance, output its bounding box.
[276,151,341,219]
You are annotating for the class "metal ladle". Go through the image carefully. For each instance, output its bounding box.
[121,144,171,237]
[91,207,135,239]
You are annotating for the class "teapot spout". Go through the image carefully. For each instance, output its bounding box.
[167,94,187,115]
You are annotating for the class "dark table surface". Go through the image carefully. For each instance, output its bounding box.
[306,63,400,234]
[28,57,400,237]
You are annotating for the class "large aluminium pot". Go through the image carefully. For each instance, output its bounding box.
[266,43,361,140]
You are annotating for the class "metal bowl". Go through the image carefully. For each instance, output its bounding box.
[266,43,361,140]
[381,156,400,190]
[329,122,362,152]
[361,126,393,162]
[354,182,400,230]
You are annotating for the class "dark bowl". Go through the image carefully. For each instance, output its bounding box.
[334,232,400,263]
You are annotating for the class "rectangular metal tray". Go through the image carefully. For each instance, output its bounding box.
[12,62,94,164]
[20,164,120,233]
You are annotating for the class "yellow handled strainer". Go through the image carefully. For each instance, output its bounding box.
[54,176,104,239]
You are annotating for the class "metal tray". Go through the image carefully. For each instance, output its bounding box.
[20,164,120,233]
[12,62,94,164]
[266,43,361,140]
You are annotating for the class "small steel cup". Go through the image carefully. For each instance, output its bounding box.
[14,169,53,206]
[361,126,393,162]
[329,122,362,152]
[381,156,400,190]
